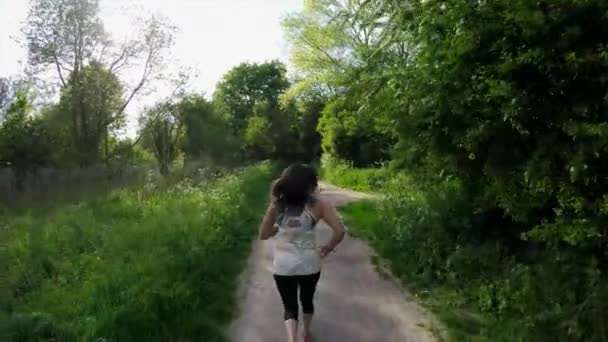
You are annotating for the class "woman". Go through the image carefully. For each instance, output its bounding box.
[259,163,346,342]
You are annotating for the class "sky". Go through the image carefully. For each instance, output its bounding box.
[0,0,303,135]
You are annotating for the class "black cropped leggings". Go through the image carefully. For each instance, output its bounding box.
[273,272,321,321]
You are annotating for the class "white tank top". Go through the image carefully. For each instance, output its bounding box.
[272,205,321,276]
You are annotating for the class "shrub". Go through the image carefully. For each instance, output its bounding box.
[341,171,608,341]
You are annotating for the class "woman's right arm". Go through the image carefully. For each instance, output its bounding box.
[259,202,279,240]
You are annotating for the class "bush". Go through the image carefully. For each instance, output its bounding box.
[2,164,271,341]
[341,171,608,342]
[317,96,394,168]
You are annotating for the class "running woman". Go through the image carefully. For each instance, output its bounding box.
[259,163,346,342]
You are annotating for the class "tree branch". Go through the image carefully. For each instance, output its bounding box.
[53,54,67,88]
[115,49,153,119]
[108,42,140,74]
[300,35,341,67]
[98,39,111,64]
[108,48,128,73]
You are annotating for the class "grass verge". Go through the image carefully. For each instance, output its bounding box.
[2,163,271,342]
[320,157,390,192]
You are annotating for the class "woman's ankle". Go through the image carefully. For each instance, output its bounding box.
[303,313,313,336]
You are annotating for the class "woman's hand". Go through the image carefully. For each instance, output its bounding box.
[319,245,334,258]
[318,201,346,256]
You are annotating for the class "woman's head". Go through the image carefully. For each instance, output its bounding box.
[272,163,318,208]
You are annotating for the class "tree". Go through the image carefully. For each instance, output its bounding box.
[282,0,396,165]
[369,0,608,245]
[280,89,326,162]
[243,112,274,160]
[56,62,123,166]
[178,95,237,166]
[242,100,301,161]
[140,102,182,176]
[0,78,31,122]
[214,60,329,163]
[23,0,176,166]
[317,95,392,166]
[213,60,290,136]
[282,0,390,89]
[0,93,53,190]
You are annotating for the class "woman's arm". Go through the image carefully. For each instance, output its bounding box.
[319,201,346,257]
[259,202,279,240]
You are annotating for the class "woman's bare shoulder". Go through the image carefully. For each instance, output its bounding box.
[308,196,330,216]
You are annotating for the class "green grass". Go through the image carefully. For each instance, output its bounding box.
[320,157,390,192]
[2,163,271,342]
[339,200,382,238]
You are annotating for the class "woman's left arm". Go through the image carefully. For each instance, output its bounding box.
[319,201,346,257]
[259,202,279,240]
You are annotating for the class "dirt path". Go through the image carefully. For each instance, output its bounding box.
[229,183,440,342]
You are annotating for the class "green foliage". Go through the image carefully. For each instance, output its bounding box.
[290,0,608,340]
[178,94,237,166]
[57,62,124,166]
[0,93,53,189]
[244,111,274,159]
[141,93,242,176]
[341,170,608,341]
[213,60,325,164]
[24,0,105,75]
[34,104,78,167]
[244,100,302,162]
[376,2,608,337]
[213,60,310,163]
[213,60,289,136]
[279,87,326,163]
[291,97,324,162]
[283,0,396,166]
[0,78,29,117]
[377,0,608,248]
[2,164,272,341]
[318,96,393,166]
[24,0,176,97]
[109,138,155,166]
[282,0,383,87]
[140,101,183,176]
[23,0,176,169]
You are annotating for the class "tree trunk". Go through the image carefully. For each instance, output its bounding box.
[159,159,170,177]
[105,127,109,167]
[14,167,26,192]
[104,125,111,179]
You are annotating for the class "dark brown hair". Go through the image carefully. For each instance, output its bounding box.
[271,163,318,209]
